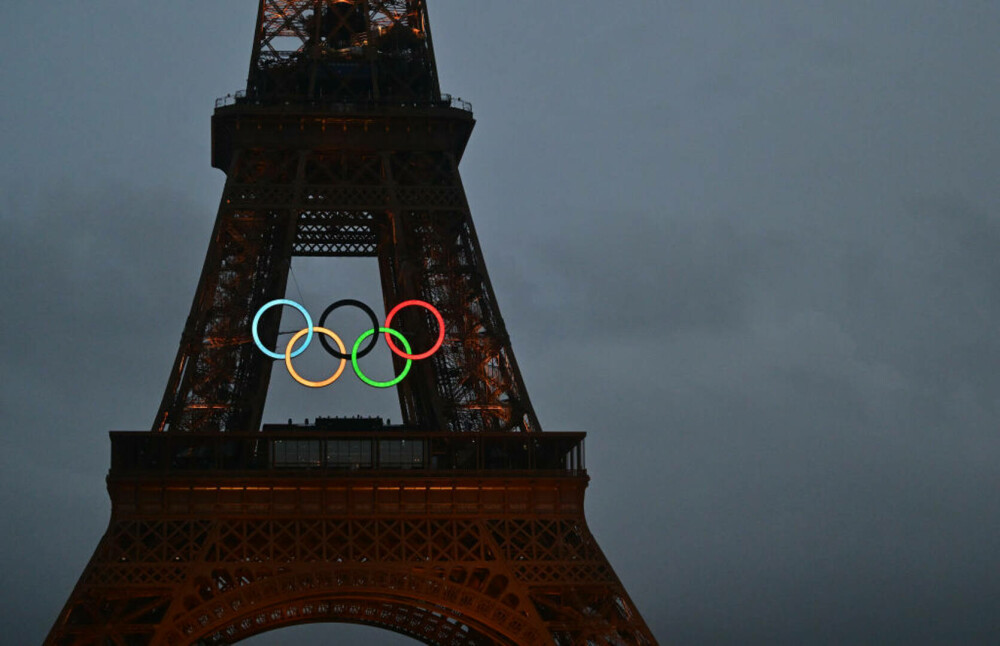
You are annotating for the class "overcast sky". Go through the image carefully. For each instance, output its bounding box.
[2,1,999,644]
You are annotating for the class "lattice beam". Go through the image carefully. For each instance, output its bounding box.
[248,0,441,104]
[47,474,656,645]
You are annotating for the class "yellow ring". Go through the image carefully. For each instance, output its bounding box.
[284,327,347,388]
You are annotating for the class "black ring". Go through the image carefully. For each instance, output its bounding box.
[318,299,380,360]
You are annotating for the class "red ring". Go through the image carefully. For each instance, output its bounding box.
[384,300,445,360]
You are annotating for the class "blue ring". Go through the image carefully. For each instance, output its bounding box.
[252,299,313,360]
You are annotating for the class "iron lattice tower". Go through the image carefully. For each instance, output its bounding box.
[47,2,657,644]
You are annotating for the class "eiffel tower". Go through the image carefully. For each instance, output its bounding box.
[46,2,657,644]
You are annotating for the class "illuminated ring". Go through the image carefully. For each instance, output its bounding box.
[353,327,412,388]
[253,299,313,360]
[318,299,380,360]
[284,327,347,388]
[383,300,445,360]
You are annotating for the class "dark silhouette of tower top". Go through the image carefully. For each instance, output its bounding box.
[247,1,444,105]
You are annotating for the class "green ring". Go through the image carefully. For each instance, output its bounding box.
[352,327,413,388]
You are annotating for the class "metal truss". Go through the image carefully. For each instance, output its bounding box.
[249,0,441,104]
[46,472,656,645]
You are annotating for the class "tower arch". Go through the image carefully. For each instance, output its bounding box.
[164,565,542,645]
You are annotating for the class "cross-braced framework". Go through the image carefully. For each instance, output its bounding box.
[48,432,655,645]
[250,0,440,104]
[48,1,657,643]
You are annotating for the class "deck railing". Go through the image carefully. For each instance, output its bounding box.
[214,90,472,112]
[110,430,584,476]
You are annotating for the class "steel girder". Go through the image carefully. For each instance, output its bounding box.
[46,475,656,645]
[248,0,441,104]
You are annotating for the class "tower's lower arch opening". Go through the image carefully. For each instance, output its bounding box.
[163,561,547,646]
[190,595,516,645]
[237,621,421,645]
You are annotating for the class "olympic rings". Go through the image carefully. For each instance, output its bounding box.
[251,297,444,389]
[352,327,412,388]
[319,299,379,360]
[384,299,446,361]
[285,327,347,388]
[253,299,313,359]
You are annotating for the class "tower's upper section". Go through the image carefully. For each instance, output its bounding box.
[246,0,442,105]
